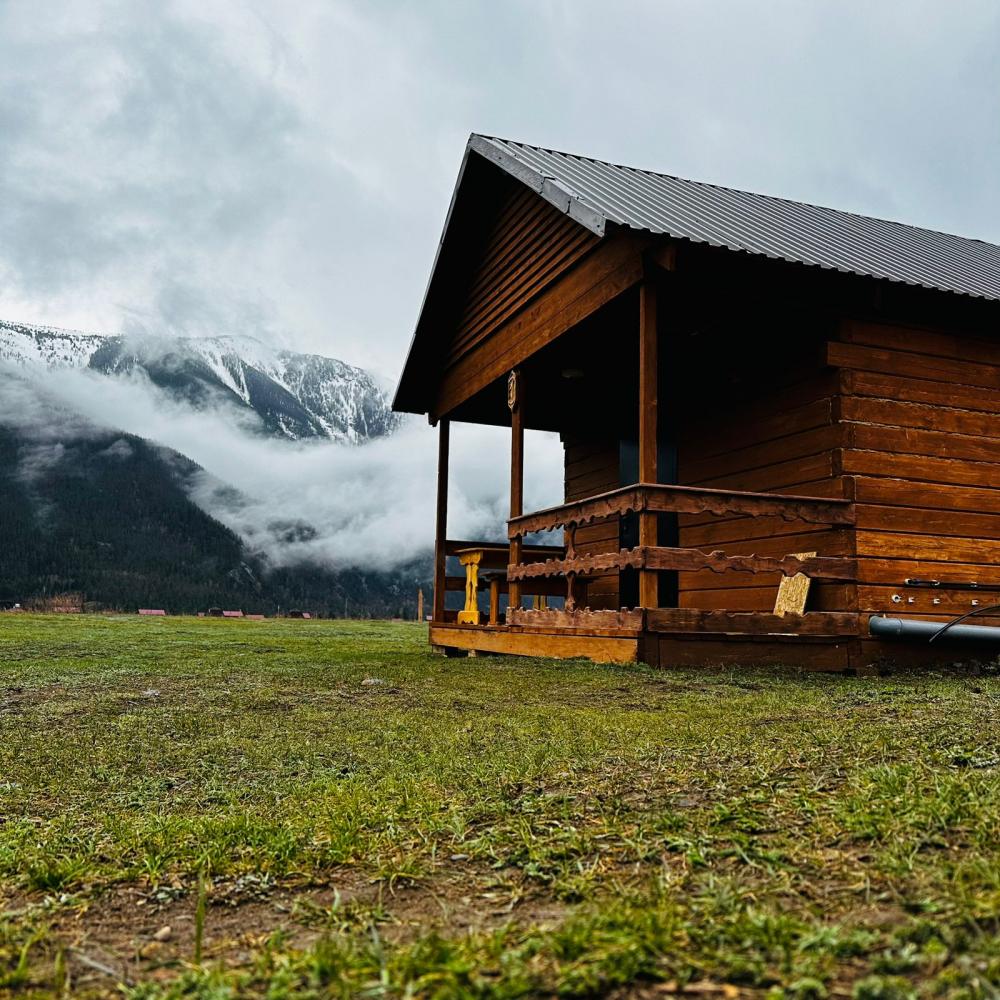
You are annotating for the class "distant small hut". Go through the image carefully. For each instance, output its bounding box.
[138,609,166,616]
[206,608,224,618]
[222,610,244,618]
[287,610,312,619]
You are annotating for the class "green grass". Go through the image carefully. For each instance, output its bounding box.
[2,615,1000,997]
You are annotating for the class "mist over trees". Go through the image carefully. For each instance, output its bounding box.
[0,426,428,617]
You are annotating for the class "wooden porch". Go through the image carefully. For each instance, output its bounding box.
[431,480,865,670]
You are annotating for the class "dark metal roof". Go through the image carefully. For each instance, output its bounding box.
[470,134,1000,303]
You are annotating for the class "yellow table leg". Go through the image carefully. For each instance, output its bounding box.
[457,551,481,625]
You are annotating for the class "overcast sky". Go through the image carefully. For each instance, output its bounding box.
[1,0,998,380]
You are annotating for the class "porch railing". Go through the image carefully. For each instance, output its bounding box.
[506,482,856,617]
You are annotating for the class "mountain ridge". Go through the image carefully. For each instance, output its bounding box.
[0,319,399,443]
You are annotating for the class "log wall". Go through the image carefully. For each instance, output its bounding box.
[674,366,849,613]
[563,435,621,610]
[834,318,1000,623]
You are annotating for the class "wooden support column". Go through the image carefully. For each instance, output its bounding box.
[508,369,524,616]
[432,419,450,622]
[638,277,658,609]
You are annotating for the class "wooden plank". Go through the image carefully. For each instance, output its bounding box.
[646,608,860,636]
[848,422,1000,464]
[432,420,450,622]
[694,452,835,492]
[509,545,856,582]
[857,584,1000,616]
[854,557,1000,588]
[644,546,856,581]
[841,395,1000,440]
[681,425,842,484]
[678,514,832,547]
[827,341,1000,391]
[639,276,658,608]
[852,477,1000,516]
[453,224,596,359]
[448,187,600,364]
[855,504,1000,540]
[656,637,854,672]
[857,637,1000,669]
[841,450,1000,489]
[679,583,855,613]
[856,531,1000,565]
[510,483,854,537]
[676,396,834,461]
[508,368,524,612]
[507,608,644,631]
[841,318,1000,369]
[428,624,638,663]
[844,369,1000,415]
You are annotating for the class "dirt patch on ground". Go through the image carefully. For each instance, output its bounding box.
[5,865,570,991]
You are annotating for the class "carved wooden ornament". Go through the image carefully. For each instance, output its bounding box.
[507,370,519,411]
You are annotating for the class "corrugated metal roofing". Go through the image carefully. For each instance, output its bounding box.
[470,134,1000,303]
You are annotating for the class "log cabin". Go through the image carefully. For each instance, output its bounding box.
[393,135,1000,672]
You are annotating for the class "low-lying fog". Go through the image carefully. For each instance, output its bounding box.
[0,362,564,571]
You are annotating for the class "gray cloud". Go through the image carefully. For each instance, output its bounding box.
[0,1,997,379]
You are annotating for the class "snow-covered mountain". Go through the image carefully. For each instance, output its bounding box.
[0,320,105,368]
[0,320,399,443]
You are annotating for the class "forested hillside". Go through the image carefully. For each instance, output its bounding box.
[0,427,427,616]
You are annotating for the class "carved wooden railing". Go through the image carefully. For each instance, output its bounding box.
[507,483,856,614]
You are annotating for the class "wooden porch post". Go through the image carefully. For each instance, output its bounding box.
[433,419,450,622]
[508,369,524,615]
[638,277,658,609]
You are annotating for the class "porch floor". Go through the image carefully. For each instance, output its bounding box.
[430,608,867,671]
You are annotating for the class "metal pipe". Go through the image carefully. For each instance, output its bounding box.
[870,615,1000,645]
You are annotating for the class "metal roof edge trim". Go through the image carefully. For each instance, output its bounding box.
[470,135,607,236]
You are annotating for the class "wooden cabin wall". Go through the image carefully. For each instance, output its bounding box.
[832,318,1000,623]
[673,360,850,614]
[563,435,621,610]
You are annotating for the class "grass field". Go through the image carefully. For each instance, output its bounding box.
[2,615,1000,998]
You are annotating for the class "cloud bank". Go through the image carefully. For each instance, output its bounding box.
[1,1,998,378]
[0,362,564,571]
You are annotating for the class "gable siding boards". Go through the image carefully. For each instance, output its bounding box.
[445,184,599,371]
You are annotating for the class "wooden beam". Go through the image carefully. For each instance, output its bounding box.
[508,483,855,537]
[432,419,450,622]
[646,608,861,637]
[508,608,644,632]
[429,623,639,664]
[508,369,525,614]
[638,276,658,608]
[508,546,857,582]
